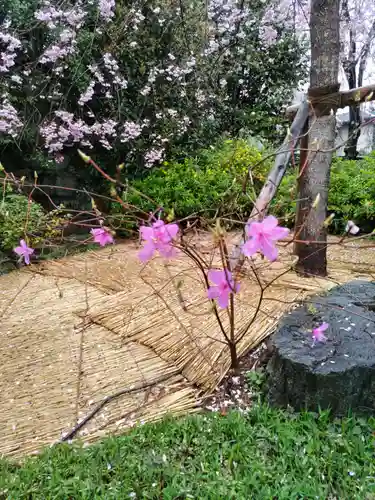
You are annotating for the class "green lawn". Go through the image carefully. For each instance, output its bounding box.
[1,406,374,499]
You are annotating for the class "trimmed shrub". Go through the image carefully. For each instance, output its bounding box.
[122,144,375,234]
[273,153,375,233]
[123,139,271,225]
[0,187,44,251]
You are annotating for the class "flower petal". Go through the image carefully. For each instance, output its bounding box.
[269,226,290,241]
[261,215,279,231]
[260,236,278,261]
[138,242,155,263]
[152,220,165,229]
[139,226,154,240]
[102,233,114,246]
[164,223,179,239]
[319,322,329,332]
[313,330,327,343]
[242,237,261,257]
[246,221,262,237]
[158,243,177,259]
[208,269,226,285]
[217,291,230,309]
[207,286,219,300]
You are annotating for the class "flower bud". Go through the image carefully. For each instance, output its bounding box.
[323,213,335,227]
[78,150,91,163]
[312,193,320,209]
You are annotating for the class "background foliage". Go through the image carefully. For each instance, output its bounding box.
[0,186,44,251]
[0,0,307,201]
[124,139,271,224]
[273,153,375,232]
[2,142,374,258]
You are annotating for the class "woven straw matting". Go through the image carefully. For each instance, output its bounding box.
[0,235,373,458]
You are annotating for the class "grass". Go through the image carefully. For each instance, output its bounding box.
[0,406,374,499]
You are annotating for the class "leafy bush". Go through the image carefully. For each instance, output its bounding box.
[328,155,375,232]
[123,144,375,234]
[0,187,45,251]
[273,153,375,232]
[0,183,67,254]
[124,139,271,224]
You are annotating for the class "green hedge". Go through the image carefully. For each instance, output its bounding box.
[0,187,45,252]
[273,153,375,232]
[123,142,375,234]
[0,183,68,256]
[124,139,271,225]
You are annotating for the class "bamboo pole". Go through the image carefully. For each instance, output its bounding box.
[229,98,309,271]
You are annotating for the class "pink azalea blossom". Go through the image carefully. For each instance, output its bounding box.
[14,239,34,265]
[312,322,329,344]
[242,215,289,262]
[207,269,240,309]
[90,227,114,246]
[139,220,179,262]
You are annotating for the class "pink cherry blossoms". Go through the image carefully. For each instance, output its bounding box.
[138,220,179,262]
[91,227,114,246]
[207,269,240,309]
[99,0,116,21]
[0,100,23,137]
[14,239,34,265]
[0,32,22,73]
[0,0,307,169]
[312,322,329,344]
[242,215,289,262]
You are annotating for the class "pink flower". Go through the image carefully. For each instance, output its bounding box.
[312,322,329,344]
[242,215,289,261]
[14,239,34,265]
[139,220,179,262]
[91,227,114,246]
[207,269,240,309]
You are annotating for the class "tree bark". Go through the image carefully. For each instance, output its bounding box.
[294,0,340,277]
[342,0,361,160]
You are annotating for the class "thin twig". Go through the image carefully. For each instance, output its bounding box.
[59,372,176,442]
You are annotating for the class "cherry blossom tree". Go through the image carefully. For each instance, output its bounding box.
[340,0,375,158]
[0,0,306,199]
[290,0,341,277]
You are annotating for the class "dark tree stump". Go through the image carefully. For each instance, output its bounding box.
[266,280,375,416]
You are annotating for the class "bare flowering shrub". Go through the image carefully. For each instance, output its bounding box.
[0,0,306,182]
[6,151,372,372]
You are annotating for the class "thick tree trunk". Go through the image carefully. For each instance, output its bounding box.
[294,0,340,277]
[344,101,361,159]
[342,0,360,160]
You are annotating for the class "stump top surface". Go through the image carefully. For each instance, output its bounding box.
[273,280,375,374]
